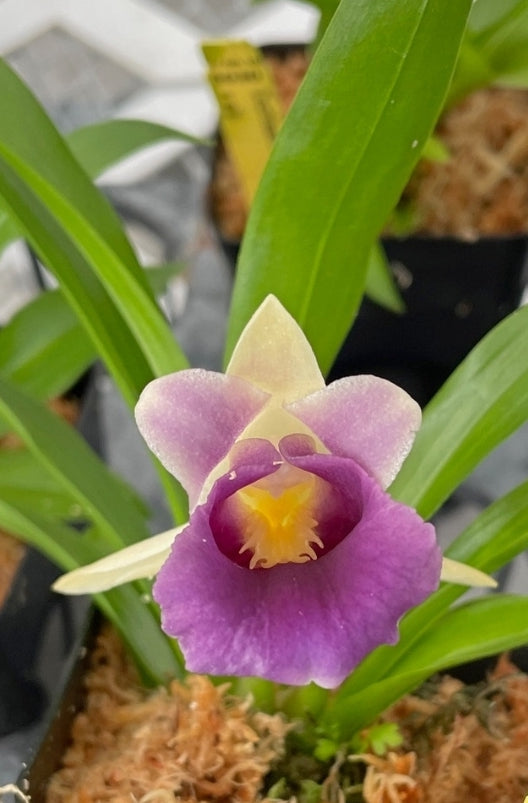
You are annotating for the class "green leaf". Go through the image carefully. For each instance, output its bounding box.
[447,35,496,106]
[0,449,92,523]
[472,0,528,87]
[0,120,193,400]
[313,737,339,762]
[0,60,189,518]
[337,309,528,705]
[0,375,150,550]
[0,491,102,570]
[0,262,183,411]
[0,156,149,406]
[368,723,403,756]
[0,289,95,401]
[365,244,405,314]
[398,593,528,673]
[324,594,528,736]
[225,0,472,373]
[0,264,183,417]
[0,60,188,403]
[467,0,521,33]
[309,0,341,49]
[0,200,20,253]
[445,481,528,570]
[145,262,187,296]
[0,490,182,684]
[421,135,450,163]
[98,584,184,685]
[390,305,528,519]
[67,118,208,180]
[0,265,183,441]
[447,1,528,106]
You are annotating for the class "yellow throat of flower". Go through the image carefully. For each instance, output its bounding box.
[236,466,323,569]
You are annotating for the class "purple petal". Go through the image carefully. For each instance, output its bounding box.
[135,369,269,507]
[212,438,352,567]
[286,375,421,488]
[153,439,440,688]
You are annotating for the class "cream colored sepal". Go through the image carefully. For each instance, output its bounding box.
[52,526,184,595]
[440,556,497,588]
[226,295,325,404]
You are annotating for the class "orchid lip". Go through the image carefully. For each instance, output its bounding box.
[234,465,323,569]
[209,439,356,571]
[153,441,443,687]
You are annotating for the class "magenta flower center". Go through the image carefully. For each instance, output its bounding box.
[233,464,324,569]
[212,458,356,570]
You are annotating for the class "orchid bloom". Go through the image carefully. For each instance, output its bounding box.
[55,296,495,688]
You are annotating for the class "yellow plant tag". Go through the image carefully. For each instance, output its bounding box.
[202,40,284,207]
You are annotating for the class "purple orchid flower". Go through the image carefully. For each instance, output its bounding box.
[55,296,495,688]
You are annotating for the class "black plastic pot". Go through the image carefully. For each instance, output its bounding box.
[0,552,75,737]
[216,234,527,406]
[217,233,527,407]
[18,608,97,802]
[451,646,528,685]
[327,235,528,405]
[0,373,99,740]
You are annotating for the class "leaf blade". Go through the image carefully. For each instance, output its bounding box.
[325,594,528,736]
[226,0,472,373]
[0,375,150,549]
[0,492,183,684]
[67,118,207,179]
[390,305,528,519]
[0,288,95,399]
[0,60,188,395]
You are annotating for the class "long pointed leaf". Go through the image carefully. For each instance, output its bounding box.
[0,143,148,407]
[225,0,472,373]
[67,118,207,179]
[390,305,528,519]
[365,244,405,313]
[0,263,185,433]
[0,375,150,549]
[0,495,182,684]
[0,66,189,517]
[0,201,19,253]
[0,288,94,399]
[0,494,102,570]
[0,60,188,391]
[472,0,528,85]
[324,594,528,736]
[341,306,528,695]
[0,449,95,524]
[0,150,187,382]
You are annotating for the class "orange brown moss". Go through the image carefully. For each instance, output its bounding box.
[45,627,289,803]
[211,60,528,243]
[358,654,528,803]
[44,629,528,803]
[403,88,528,238]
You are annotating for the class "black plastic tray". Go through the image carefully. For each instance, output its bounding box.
[0,372,99,789]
